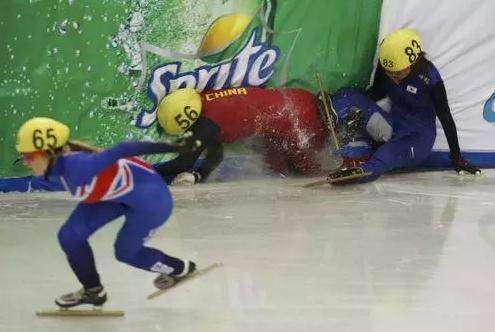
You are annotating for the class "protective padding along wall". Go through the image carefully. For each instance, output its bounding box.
[379,0,495,167]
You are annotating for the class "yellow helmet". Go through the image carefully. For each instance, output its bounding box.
[379,28,422,72]
[157,88,202,135]
[197,13,252,57]
[16,117,70,153]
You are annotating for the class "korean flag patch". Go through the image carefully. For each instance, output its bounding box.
[407,85,418,94]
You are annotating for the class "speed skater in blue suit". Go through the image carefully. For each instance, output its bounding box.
[15,117,198,308]
[326,28,480,184]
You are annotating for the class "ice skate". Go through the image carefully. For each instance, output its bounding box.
[148,261,222,299]
[304,166,372,188]
[339,106,362,146]
[55,286,107,308]
[36,286,124,317]
[153,261,197,290]
[326,167,371,185]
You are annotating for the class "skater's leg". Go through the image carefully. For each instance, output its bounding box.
[113,195,190,276]
[332,89,393,143]
[58,202,125,288]
[361,130,436,177]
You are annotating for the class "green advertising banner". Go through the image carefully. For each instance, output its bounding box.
[0,0,382,176]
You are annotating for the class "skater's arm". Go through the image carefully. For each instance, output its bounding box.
[153,146,205,177]
[368,66,387,101]
[154,117,222,181]
[62,141,183,185]
[0,175,64,193]
[196,137,223,182]
[154,134,223,183]
[431,81,480,174]
[430,81,461,160]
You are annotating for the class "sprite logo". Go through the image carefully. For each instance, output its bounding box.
[135,28,280,128]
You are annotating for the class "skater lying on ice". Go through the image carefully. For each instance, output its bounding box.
[15,117,198,308]
[153,87,330,185]
[324,28,480,185]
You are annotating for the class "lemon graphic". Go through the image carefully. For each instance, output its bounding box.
[198,13,253,63]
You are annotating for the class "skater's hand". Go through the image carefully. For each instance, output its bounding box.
[451,157,481,175]
[176,132,202,154]
[171,171,201,185]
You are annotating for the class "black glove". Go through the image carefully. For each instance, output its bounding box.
[176,131,202,154]
[450,155,481,175]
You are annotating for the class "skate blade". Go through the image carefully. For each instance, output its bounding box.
[147,262,223,300]
[36,308,124,317]
[328,172,372,185]
[304,172,372,187]
[303,179,329,188]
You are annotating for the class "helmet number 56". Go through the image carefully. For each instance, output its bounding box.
[174,106,199,130]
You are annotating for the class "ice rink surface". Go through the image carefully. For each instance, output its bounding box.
[1,170,495,332]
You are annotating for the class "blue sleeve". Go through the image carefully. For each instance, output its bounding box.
[0,176,32,192]
[428,63,443,87]
[55,141,179,186]
[0,176,65,193]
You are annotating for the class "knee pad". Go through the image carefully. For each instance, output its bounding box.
[366,112,392,142]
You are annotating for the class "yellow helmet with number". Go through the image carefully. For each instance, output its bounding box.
[157,88,202,136]
[379,28,422,72]
[16,117,70,153]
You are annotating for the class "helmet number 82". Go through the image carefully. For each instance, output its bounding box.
[175,106,199,130]
[32,128,57,149]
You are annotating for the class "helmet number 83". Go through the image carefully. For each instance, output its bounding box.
[404,39,422,64]
[175,106,199,130]
[32,128,57,149]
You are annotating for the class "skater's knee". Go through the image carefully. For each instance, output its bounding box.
[58,225,80,250]
[114,245,138,264]
[366,112,392,142]
[331,89,360,116]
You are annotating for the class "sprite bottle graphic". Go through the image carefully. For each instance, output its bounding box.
[114,0,276,73]
[131,0,281,128]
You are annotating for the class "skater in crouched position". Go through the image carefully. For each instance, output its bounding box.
[153,87,328,185]
[16,117,197,308]
[327,28,480,184]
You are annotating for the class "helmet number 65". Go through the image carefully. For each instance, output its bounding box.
[32,128,57,149]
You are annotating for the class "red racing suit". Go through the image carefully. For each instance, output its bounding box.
[201,87,327,174]
[154,87,327,179]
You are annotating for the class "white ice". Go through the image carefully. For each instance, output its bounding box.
[1,170,495,332]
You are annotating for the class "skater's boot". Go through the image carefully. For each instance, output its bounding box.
[153,260,196,290]
[327,167,368,185]
[55,286,107,308]
[317,92,339,130]
[339,106,362,145]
